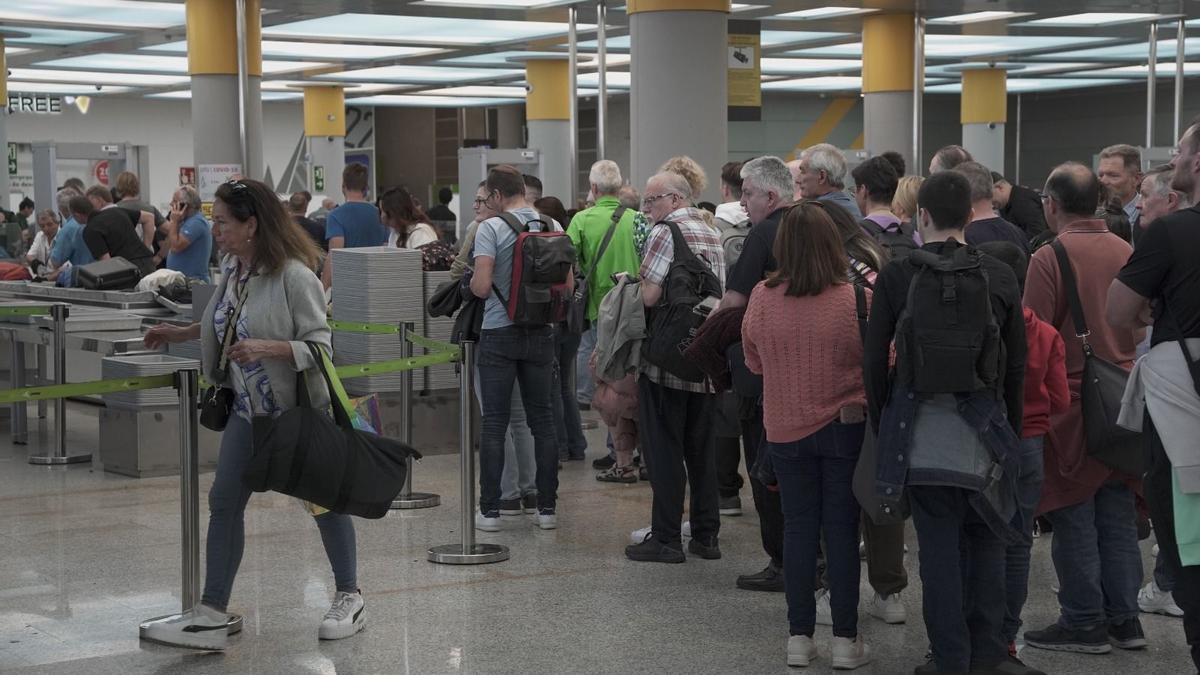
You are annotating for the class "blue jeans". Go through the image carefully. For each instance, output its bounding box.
[770,421,863,639]
[473,374,537,502]
[552,327,587,460]
[1046,480,1143,629]
[1002,436,1045,643]
[477,325,558,513]
[910,485,1007,673]
[1155,546,1178,592]
[574,325,597,405]
[202,416,357,611]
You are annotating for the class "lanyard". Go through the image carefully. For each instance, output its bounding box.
[216,264,254,381]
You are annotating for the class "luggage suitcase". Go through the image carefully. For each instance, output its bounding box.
[77,257,142,290]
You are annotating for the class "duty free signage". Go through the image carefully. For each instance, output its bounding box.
[5,94,92,115]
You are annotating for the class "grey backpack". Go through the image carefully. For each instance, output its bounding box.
[715,216,752,272]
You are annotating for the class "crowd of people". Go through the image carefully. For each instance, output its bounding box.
[13,124,1199,673]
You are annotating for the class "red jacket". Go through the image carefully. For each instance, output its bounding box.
[1021,307,1069,439]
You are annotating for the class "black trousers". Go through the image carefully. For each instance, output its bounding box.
[637,375,720,546]
[1144,413,1200,672]
[715,400,785,565]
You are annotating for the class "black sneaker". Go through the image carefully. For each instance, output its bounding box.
[638,465,649,481]
[1108,617,1147,650]
[521,494,537,514]
[736,562,785,592]
[719,495,743,516]
[1024,622,1112,654]
[625,533,685,563]
[498,498,523,516]
[983,654,1047,675]
[687,536,722,560]
[592,455,616,470]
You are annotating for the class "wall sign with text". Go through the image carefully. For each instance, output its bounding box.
[6,94,93,115]
[727,20,762,122]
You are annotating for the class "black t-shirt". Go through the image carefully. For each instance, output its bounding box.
[83,207,155,274]
[427,204,455,222]
[965,216,1030,253]
[1000,184,1048,238]
[294,215,327,251]
[1116,206,1200,345]
[725,207,787,296]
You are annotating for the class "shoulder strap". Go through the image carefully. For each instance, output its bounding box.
[661,219,700,265]
[854,283,868,344]
[498,212,527,236]
[1051,239,1091,345]
[586,206,625,280]
[216,265,255,379]
[304,342,355,430]
[860,219,885,238]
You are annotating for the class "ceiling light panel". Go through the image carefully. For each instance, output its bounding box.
[347,94,521,108]
[928,11,1032,25]
[1022,13,1163,27]
[265,14,594,46]
[788,35,1110,59]
[8,81,134,95]
[438,51,629,68]
[316,65,521,84]
[924,62,1098,78]
[142,40,439,61]
[412,86,530,97]
[576,31,846,52]
[1029,38,1200,62]
[3,27,121,46]
[761,76,863,91]
[36,53,331,75]
[260,81,399,93]
[5,47,31,56]
[1079,63,1200,77]
[0,0,184,29]
[926,78,1131,94]
[7,68,188,86]
[146,90,302,101]
[576,72,631,88]
[777,7,878,20]
[415,0,577,7]
[761,58,861,75]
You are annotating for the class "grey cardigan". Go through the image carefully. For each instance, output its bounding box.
[200,255,333,413]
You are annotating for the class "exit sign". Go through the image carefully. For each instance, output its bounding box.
[314,165,325,192]
[7,144,15,176]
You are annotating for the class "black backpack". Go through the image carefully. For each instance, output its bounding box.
[895,241,1001,394]
[861,218,918,261]
[491,212,576,326]
[641,220,723,382]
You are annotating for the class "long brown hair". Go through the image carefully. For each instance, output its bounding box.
[765,201,848,297]
[379,186,428,241]
[214,178,321,273]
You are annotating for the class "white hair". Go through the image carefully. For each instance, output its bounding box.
[1146,168,1194,207]
[803,143,849,189]
[589,160,623,195]
[55,188,76,217]
[740,156,793,201]
[649,171,692,199]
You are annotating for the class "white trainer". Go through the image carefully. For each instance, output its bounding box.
[867,592,906,624]
[1139,581,1184,617]
[319,590,365,640]
[815,588,833,626]
[141,603,229,650]
[629,520,690,544]
[831,634,872,670]
[475,511,501,532]
[536,510,557,530]
[682,520,692,538]
[787,634,817,667]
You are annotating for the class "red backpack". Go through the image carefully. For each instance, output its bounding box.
[491,212,576,326]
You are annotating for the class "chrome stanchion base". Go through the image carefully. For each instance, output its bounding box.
[391,492,441,510]
[29,452,91,466]
[227,613,243,635]
[138,612,243,642]
[428,543,509,565]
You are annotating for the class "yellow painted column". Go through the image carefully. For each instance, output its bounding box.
[525,60,570,121]
[960,67,1008,173]
[185,0,265,183]
[861,13,916,170]
[303,86,345,196]
[521,58,572,202]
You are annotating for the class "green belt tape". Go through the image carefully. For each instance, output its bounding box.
[327,320,401,335]
[0,306,54,317]
[405,332,456,353]
[0,374,177,405]
[334,349,459,379]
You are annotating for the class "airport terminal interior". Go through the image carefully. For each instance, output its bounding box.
[1,0,1200,673]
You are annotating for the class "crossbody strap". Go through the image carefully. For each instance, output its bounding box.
[1051,239,1093,352]
[216,264,254,380]
[585,206,625,281]
[854,283,869,345]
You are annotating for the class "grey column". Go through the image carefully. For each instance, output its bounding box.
[190,75,264,179]
[527,120,571,202]
[630,9,726,202]
[963,123,1005,174]
[864,91,915,168]
[308,135,343,196]
[0,111,9,208]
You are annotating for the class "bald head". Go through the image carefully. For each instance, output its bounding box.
[1043,162,1102,231]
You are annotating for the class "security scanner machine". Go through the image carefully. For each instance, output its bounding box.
[457,147,542,239]
[31,141,151,209]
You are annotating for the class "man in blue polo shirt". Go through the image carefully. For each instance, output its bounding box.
[322,162,387,288]
[48,189,94,286]
[163,185,213,282]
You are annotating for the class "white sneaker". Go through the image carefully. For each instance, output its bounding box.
[319,590,365,640]
[629,521,690,544]
[787,634,817,667]
[815,588,833,626]
[1153,543,1160,557]
[536,509,557,530]
[867,592,906,624]
[682,520,692,538]
[831,634,872,670]
[141,603,229,650]
[475,511,501,532]
[1139,581,1184,617]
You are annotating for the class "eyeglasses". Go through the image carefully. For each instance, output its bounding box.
[642,192,679,207]
[473,197,487,206]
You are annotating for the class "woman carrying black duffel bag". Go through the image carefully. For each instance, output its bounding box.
[142,178,364,651]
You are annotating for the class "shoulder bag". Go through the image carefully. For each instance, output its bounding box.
[199,267,252,432]
[1052,240,1144,476]
[567,206,625,334]
[243,343,421,519]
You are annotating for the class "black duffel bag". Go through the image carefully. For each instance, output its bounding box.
[243,343,421,518]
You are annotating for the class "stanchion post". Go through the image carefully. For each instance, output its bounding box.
[30,304,89,465]
[36,344,46,419]
[10,331,27,444]
[428,341,508,564]
[392,321,439,510]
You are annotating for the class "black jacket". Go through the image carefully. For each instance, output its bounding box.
[1000,184,1048,238]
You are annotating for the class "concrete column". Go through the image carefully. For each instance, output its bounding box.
[629,0,729,202]
[522,58,572,203]
[303,85,345,198]
[496,105,524,149]
[961,68,1007,174]
[862,13,915,169]
[186,0,264,181]
[0,36,9,208]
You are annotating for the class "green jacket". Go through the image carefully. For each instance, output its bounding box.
[566,196,641,321]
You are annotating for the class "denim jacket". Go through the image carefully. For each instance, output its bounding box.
[873,383,1023,545]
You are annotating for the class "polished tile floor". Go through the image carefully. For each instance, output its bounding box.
[0,403,1193,674]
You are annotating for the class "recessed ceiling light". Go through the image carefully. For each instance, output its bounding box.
[7,68,188,86]
[0,0,184,29]
[1022,13,1163,27]
[777,7,878,20]
[8,81,134,95]
[928,11,1033,25]
[141,40,440,61]
[36,53,332,75]
[761,58,861,75]
[316,65,522,84]
[761,76,863,91]
[347,94,522,108]
[265,14,595,47]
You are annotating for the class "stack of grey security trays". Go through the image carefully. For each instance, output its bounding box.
[101,354,201,408]
[421,270,458,391]
[330,247,425,397]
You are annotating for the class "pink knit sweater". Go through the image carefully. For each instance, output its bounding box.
[741,281,868,443]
